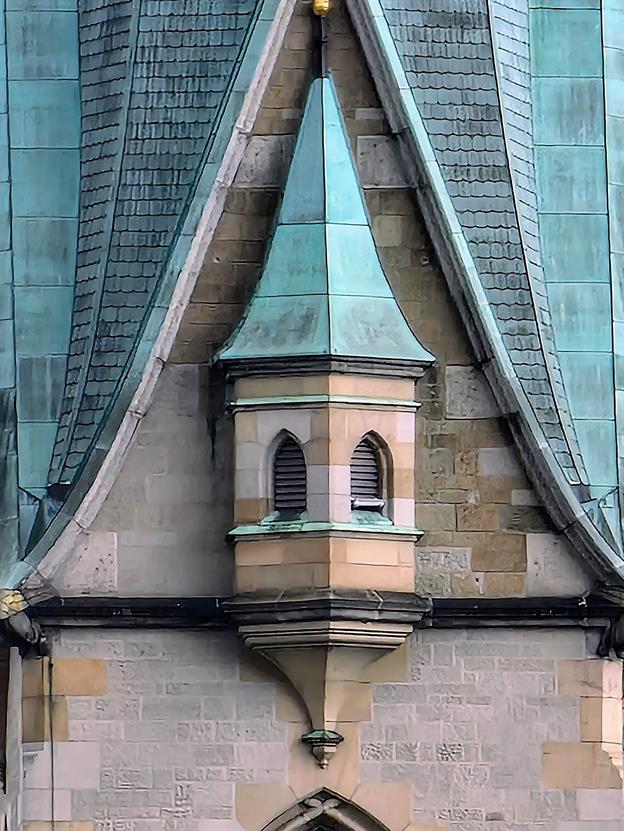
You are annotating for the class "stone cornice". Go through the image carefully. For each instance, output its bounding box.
[228,521,423,541]
[218,355,431,380]
[230,394,421,413]
[25,593,624,629]
[222,588,431,627]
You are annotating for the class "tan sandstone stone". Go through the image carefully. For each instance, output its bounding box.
[51,659,108,696]
[557,659,623,699]
[542,741,623,789]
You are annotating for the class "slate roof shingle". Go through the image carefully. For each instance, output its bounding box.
[50,0,260,483]
[381,0,583,483]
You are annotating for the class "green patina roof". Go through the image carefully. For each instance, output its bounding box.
[217,75,434,367]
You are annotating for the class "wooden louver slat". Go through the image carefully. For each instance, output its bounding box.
[350,439,382,505]
[273,438,307,513]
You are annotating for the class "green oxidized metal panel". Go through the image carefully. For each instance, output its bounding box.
[531,9,602,76]
[534,146,607,213]
[256,225,330,298]
[12,218,77,286]
[540,214,610,283]
[325,225,393,299]
[531,1,617,527]
[0,0,19,579]
[10,150,79,217]
[547,284,612,352]
[533,78,604,145]
[9,80,80,148]
[6,10,78,78]
[5,0,80,549]
[604,0,624,531]
[218,76,433,366]
[558,352,615,420]
[220,296,332,359]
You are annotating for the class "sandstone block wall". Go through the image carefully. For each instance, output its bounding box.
[19,628,623,830]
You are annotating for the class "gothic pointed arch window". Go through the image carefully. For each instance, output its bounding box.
[261,789,391,831]
[272,434,307,517]
[350,436,384,512]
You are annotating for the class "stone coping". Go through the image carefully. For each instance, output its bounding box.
[228,520,423,540]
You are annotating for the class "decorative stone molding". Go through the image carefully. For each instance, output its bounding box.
[226,590,429,767]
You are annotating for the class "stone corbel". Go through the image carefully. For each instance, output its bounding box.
[224,590,431,767]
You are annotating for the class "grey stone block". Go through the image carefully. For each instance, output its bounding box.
[445,365,501,419]
[356,136,409,187]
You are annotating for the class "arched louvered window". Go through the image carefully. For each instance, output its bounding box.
[350,438,384,511]
[273,436,307,515]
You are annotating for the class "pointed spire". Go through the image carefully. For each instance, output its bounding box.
[217,75,434,373]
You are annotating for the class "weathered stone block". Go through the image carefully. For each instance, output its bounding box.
[352,782,411,831]
[22,788,72,822]
[22,696,69,743]
[445,366,500,420]
[23,658,48,698]
[542,741,623,789]
[525,532,592,596]
[483,572,525,596]
[24,823,93,831]
[498,504,551,533]
[477,475,524,504]
[557,659,623,699]
[451,572,482,596]
[51,659,107,697]
[51,530,118,595]
[580,696,623,743]
[477,446,523,476]
[415,503,456,531]
[234,135,294,188]
[357,136,408,188]
[576,788,624,820]
[416,546,470,572]
[470,532,527,572]
[456,503,499,532]
[511,488,539,506]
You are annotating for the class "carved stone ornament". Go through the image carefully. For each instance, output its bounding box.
[261,788,391,831]
[225,590,430,767]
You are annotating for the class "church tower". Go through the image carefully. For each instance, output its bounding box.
[217,53,435,767]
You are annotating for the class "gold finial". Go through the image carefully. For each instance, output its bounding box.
[312,0,330,15]
[0,589,28,620]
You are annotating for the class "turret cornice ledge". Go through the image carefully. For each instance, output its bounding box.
[222,588,431,627]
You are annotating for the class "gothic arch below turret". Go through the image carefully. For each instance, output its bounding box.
[261,789,391,831]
